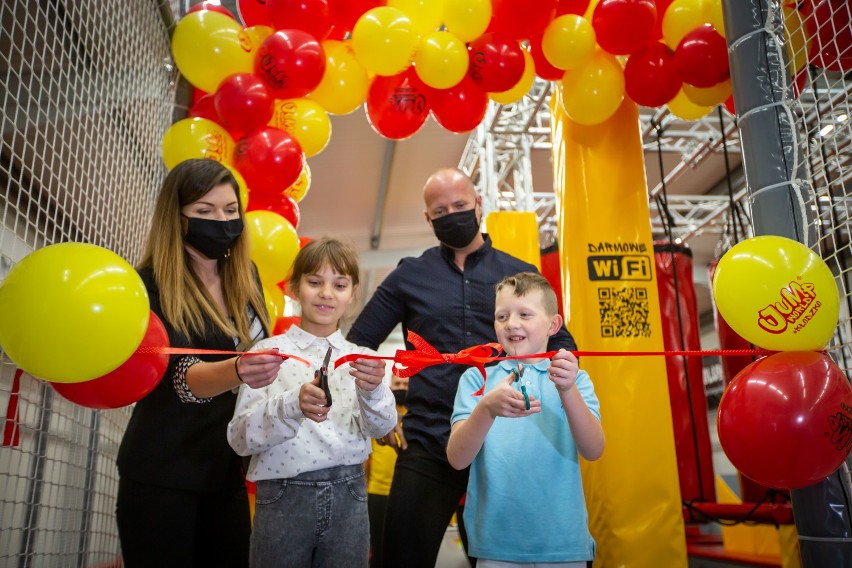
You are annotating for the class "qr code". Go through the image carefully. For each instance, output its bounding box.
[598,286,651,338]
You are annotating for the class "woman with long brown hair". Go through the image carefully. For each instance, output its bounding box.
[116,158,284,567]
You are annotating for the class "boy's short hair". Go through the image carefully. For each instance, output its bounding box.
[288,237,360,292]
[495,272,559,316]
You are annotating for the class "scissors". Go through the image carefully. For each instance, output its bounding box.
[316,346,333,408]
[513,363,531,411]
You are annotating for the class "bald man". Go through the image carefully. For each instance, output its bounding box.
[348,168,577,568]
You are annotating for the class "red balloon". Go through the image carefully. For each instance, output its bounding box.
[806,0,852,72]
[234,127,305,198]
[717,351,852,490]
[214,73,275,134]
[624,42,681,107]
[188,93,221,123]
[237,0,273,27]
[273,315,302,334]
[723,94,736,116]
[674,24,730,88]
[267,0,332,40]
[255,30,326,99]
[299,236,314,248]
[328,0,384,35]
[366,69,431,140]
[247,192,301,229]
[490,0,558,40]
[529,34,565,81]
[187,2,237,19]
[557,0,591,16]
[51,312,170,409]
[468,33,525,93]
[431,75,488,134]
[592,0,657,56]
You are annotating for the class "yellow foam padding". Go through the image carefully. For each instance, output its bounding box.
[550,91,687,567]
[715,476,801,567]
[485,211,542,270]
[367,439,398,496]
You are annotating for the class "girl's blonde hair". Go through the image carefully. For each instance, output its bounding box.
[138,158,269,348]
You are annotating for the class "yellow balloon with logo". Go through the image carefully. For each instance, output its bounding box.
[0,243,149,383]
[162,118,235,170]
[269,99,332,158]
[414,31,469,89]
[542,14,596,71]
[352,7,418,76]
[224,165,250,210]
[490,48,535,105]
[712,236,840,351]
[284,163,312,203]
[308,40,370,115]
[171,10,254,93]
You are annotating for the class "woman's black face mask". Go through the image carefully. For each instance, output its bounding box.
[183,216,244,259]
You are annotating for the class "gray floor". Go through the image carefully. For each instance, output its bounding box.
[436,525,473,568]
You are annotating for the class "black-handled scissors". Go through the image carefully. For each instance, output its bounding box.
[316,346,333,408]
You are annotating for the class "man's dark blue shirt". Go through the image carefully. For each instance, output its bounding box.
[347,235,578,461]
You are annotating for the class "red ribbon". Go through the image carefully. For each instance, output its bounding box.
[3,368,23,447]
[134,346,311,367]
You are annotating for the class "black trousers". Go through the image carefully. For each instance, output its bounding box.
[116,477,250,568]
[381,440,473,568]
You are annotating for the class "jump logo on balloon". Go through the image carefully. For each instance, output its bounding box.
[756,280,822,335]
[827,407,852,453]
[258,53,290,91]
[204,131,230,163]
[238,30,253,53]
[390,89,427,113]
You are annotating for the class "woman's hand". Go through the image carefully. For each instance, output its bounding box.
[236,349,283,389]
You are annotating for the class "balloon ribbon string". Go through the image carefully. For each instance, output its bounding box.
[3,368,23,447]
[134,346,311,367]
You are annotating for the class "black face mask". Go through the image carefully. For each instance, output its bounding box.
[391,389,407,407]
[430,208,480,249]
[183,216,243,260]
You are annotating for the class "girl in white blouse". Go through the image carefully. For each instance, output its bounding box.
[228,238,397,568]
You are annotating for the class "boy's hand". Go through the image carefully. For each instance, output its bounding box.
[482,372,541,419]
[299,371,330,423]
[348,357,385,392]
[548,349,579,393]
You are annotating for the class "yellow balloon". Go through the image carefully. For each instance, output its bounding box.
[246,210,300,287]
[308,40,370,115]
[352,7,419,76]
[707,0,725,38]
[712,236,840,351]
[443,0,491,42]
[683,79,731,107]
[542,14,596,71]
[662,0,710,50]
[171,11,255,93]
[284,162,312,203]
[224,165,250,210]
[388,0,444,36]
[414,31,469,89]
[560,50,624,126]
[269,99,332,158]
[667,88,713,120]
[490,48,535,105]
[245,25,274,52]
[161,118,235,170]
[0,243,149,383]
[264,283,285,322]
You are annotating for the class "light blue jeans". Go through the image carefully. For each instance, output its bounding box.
[251,464,369,568]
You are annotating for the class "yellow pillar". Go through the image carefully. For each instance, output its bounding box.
[551,92,688,567]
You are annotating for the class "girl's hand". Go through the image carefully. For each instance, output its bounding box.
[348,358,386,392]
[236,349,283,389]
[299,372,330,423]
[548,349,579,393]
